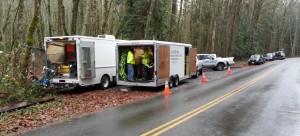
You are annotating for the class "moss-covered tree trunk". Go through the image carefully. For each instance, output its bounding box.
[169,0,177,42]
[60,0,69,36]
[90,0,97,36]
[20,0,42,84]
[108,0,116,35]
[83,0,91,35]
[16,0,25,45]
[101,0,113,34]
[47,0,52,36]
[0,1,3,43]
[57,0,63,36]
[71,0,80,35]
[10,0,25,78]
[77,0,84,35]
[144,0,155,39]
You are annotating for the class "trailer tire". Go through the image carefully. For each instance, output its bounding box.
[174,75,179,87]
[100,75,111,89]
[169,76,175,88]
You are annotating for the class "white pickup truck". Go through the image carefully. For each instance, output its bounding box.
[209,54,235,66]
[196,54,235,71]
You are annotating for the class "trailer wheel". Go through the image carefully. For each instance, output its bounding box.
[169,76,175,88]
[100,75,110,89]
[174,75,179,87]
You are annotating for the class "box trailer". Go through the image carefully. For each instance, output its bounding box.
[116,40,197,87]
[44,35,122,89]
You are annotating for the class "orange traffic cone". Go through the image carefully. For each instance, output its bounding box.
[163,80,171,95]
[227,66,232,75]
[201,72,207,84]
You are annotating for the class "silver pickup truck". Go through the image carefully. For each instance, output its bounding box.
[196,54,235,71]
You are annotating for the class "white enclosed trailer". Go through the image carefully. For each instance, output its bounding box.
[44,35,122,88]
[116,40,197,87]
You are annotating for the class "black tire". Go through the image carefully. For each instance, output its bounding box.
[100,75,111,89]
[174,75,179,87]
[216,63,225,71]
[169,76,175,88]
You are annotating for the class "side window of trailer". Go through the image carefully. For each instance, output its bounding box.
[79,41,95,79]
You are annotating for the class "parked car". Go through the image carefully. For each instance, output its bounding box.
[196,54,228,71]
[264,53,274,61]
[274,51,285,60]
[260,55,266,63]
[248,54,265,65]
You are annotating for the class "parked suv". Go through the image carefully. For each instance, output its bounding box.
[264,53,274,61]
[275,51,285,60]
[248,54,264,65]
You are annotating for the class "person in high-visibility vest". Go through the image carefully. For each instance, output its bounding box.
[141,49,150,81]
[127,49,135,81]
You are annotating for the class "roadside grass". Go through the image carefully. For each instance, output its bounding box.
[0,89,159,135]
[0,82,55,107]
[233,60,248,67]
[0,97,65,135]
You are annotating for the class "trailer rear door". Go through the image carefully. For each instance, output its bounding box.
[158,45,170,82]
[190,48,197,76]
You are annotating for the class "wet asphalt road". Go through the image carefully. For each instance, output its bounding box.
[21,58,300,136]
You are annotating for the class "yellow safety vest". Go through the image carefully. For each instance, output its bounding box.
[127,51,135,64]
[142,51,150,66]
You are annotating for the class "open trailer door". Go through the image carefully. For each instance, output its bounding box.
[189,48,197,76]
[158,45,170,83]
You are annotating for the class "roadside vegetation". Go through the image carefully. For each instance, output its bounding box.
[0,49,54,106]
[0,88,159,135]
[233,60,250,67]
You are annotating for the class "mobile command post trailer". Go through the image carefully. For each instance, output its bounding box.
[116,40,197,87]
[44,35,122,89]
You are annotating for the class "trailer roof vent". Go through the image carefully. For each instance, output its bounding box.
[97,35,115,39]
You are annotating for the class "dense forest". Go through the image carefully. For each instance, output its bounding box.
[0,0,299,104]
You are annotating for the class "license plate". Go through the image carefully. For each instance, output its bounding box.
[252,62,254,64]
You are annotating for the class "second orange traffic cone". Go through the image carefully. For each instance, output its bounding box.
[201,72,207,84]
[227,66,232,75]
[163,80,171,95]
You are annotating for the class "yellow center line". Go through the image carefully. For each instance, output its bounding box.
[141,65,282,136]
[152,74,266,136]
[141,74,265,136]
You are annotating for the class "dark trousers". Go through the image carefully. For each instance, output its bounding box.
[127,64,134,81]
[142,65,149,80]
